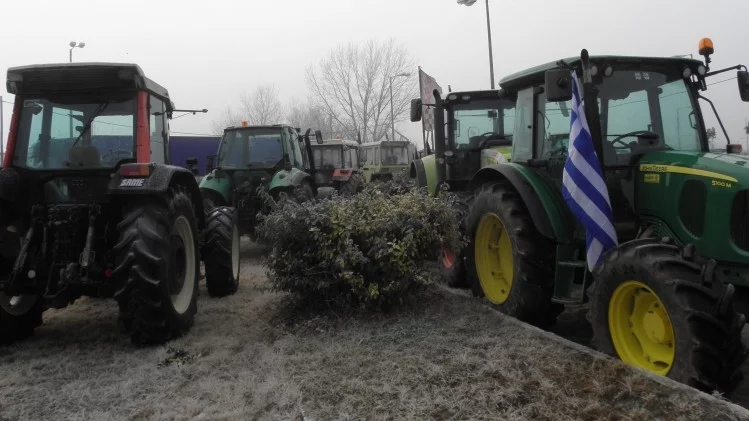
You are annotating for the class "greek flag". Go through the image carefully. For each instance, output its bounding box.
[561,71,618,270]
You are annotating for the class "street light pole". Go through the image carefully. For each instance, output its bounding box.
[390,73,410,142]
[68,41,86,138]
[69,40,85,63]
[458,0,496,89]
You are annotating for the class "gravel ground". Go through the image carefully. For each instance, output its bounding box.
[0,239,747,421]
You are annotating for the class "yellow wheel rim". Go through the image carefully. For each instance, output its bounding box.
[474,212,514,304]
[608,281,675,376]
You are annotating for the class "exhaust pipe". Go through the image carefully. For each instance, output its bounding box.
[432,90,446,194]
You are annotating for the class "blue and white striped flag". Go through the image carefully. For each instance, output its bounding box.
[562,71,618,270]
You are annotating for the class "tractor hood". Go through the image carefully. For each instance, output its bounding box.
[199,168,276,203]
[638,150,749,187]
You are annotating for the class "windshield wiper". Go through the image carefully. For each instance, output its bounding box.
[68,102,111,153]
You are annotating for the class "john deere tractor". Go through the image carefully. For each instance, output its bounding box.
[446,39,749,393]
[0,62,239,346]
[310,138,365,196]
[409,90,515,287]
[199,123,322,239]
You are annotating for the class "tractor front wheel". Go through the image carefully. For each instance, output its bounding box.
[588,238,748,393]
[202,206,240,297]
[439,192,473,289]
[465,181,561,327]
[114,186,199,345]
[339,173,364,196]
[0,291,43,345]
[293,182,315,203]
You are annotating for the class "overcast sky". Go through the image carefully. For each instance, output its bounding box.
[1,0,747,150]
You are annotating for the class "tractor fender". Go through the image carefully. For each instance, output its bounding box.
[268,168,312,194]
[468,163,573,243]
[108,164,206,230]
[410,155,438,197]
[198,170,232,204]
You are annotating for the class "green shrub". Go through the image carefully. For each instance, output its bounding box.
[255,181,463,309]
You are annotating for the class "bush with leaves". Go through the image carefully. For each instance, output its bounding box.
[255,181,463,309]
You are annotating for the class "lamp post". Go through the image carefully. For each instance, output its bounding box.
[68,41,86,138]
[69,41,85,63]
[390,72,410,142]
[457,0,495,89]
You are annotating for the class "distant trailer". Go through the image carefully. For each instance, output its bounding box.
[169,135,220,175]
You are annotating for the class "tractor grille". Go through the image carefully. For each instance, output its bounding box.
[731,190,749,252]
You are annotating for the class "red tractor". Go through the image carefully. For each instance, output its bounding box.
[0,62,239,345]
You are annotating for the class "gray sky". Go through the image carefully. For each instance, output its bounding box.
[2,0,747,149]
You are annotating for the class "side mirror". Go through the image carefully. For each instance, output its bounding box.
[544,69,573,102]
[728,144,743,154]
[185,157,198,167]
[206,155,216,173]
[410,98,422,122]
[737,70,749,102]
[315,129,323,144]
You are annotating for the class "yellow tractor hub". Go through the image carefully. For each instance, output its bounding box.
[608,280,675,376]
[474,213,514,304]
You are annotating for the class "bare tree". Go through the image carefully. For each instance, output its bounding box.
[286,98,332,138]
[211,106,243,135]
[240,84,284,125]
[210,84,284,134]
[305,39,418,143]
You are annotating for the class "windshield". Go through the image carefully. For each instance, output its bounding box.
[538,67,703,165]
[13,96,136,170]
[217,128,284,168]
[451,99,515,149]
[313,146,343,168]
[381,145,409,165]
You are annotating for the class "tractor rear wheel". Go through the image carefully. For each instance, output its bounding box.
[587,238,748,393]
[339,173,364,196]
[465,181,561,327]
[114,186,199,345]
[202,206,240,297]
[439,192,473,289]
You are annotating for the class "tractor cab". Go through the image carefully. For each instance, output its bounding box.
[359,140,415,183]
[310,138,364,196]
[4,63,174,205]
[410,89,516,196]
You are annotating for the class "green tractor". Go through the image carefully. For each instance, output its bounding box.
[443,39,749,393]
[198,123,322,239]
[309,138,365,196]
[359,140,416,183]
[409,90,515,287]
[0,62,239,345]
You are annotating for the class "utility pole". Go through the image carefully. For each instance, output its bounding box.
[457,0,495,89]
[389,72,410,144]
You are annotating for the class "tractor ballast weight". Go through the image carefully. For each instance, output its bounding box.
[463,39,749,393]
[0,62,239,346]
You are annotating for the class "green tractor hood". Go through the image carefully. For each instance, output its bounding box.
[636,150,749,267]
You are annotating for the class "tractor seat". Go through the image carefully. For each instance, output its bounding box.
[68,145,101,168]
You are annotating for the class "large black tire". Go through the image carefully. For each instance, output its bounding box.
[339,173,364,196]
[587,238,748,394]
[439,192,473,289]
[465,181,562,328]
[113,186,199,345]
[203,206,240,297]
[0,292,43,345]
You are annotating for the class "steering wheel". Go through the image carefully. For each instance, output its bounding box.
[609,130,659,148]
[101,149,133,162]
[476,132,507,149]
